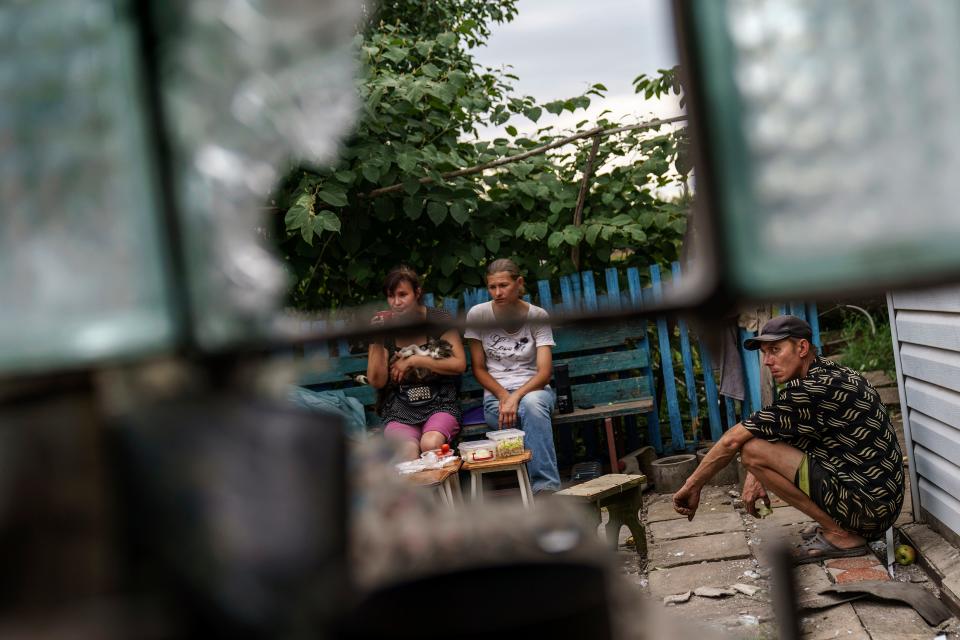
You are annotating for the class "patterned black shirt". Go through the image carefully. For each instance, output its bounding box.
[742,357,903,535]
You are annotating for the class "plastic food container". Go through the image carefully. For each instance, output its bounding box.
[459,440,497,463]
[486,428,525,457]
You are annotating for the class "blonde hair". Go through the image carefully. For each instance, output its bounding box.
[486,258,525,296]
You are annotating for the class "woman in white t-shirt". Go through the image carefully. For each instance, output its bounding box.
[464,259,560,493]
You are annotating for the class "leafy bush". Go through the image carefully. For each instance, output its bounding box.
[271,0,690,309]
[839,312,895,378]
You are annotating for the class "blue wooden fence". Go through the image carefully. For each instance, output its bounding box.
[299,262,821,455]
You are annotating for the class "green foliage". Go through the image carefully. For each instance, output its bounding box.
[273,1,690,309]
[839,312,895,378]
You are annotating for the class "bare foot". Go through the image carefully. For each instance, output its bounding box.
[821,528,866,549]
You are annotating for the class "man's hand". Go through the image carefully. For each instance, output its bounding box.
[741,472,770,518]
[498,393,519,428]
[673,482,701,521]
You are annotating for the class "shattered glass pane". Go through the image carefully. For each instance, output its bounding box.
[160,0,361,347]
[0,0,175,373]
[689,0,960,296]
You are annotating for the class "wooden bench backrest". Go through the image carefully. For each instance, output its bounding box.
[301,320,655,435]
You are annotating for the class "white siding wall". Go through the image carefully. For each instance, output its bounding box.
[890,287,960,536]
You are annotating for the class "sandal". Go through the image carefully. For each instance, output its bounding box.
[792,532,868,565]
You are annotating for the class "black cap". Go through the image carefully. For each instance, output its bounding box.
[743,315,813,350]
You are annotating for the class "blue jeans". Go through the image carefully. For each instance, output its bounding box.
[483,387,560,493]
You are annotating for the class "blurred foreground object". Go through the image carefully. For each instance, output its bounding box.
[113,394,347,637]
[0,0,360,375]
[677,0,960,299]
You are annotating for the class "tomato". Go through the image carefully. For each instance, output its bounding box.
[441,443,450,453]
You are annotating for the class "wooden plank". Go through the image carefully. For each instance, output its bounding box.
[581,271,598,312]
[523,294,531,303]
[462,449,532,471]
[778,304,789,316]
[724,396,737,429]
[303,319,329,359]
[554,350,649,377]
[571,273,583,310]
[672,262,700,440]
[333,319,351,357]
[552,397,654,425]
[299,353,369,385]
[570,377,648,406]
[895,310,960,352]
[626,267,661,453]
[443,297,459,318]
[552,323,647,353]
[626,267,642,311]
[700,340,723,442]
[903,378,960,430]
[560,275,575,313]
[405,459,462,487]
[892,286,960,313]
[901,343,960,394]
[537,279,553,312]
[556,473,644,501]
[605,267,622,312]
[738,328,762,414]
[806,301,822,350]
[423,293,435,308]
[651,264,685,451]
[789,302,807,321]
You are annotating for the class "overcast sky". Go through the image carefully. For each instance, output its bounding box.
[471,0,683,139]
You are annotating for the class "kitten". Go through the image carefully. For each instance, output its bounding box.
[348,338,453,386]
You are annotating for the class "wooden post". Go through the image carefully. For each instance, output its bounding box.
[650,264,685,452]
[627,267,661,454]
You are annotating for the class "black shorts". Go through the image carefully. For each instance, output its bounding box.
[794,454,899,540]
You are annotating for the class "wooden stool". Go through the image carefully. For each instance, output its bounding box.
[462,450,534,508]
[555,473,647,557]
[406,459,463,508]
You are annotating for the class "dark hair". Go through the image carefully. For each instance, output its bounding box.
[383,265,422,301]
[485,258,525,296]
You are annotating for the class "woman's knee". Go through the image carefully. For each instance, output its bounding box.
[420,431,446,451]
[520,390,553,414]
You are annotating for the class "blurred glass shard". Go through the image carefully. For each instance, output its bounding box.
[160,0,361,347]
[0,0,361,374]
[684,0,960,297]
[0,1,176,373]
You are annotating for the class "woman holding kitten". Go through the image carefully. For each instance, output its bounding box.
[367,265,466,460]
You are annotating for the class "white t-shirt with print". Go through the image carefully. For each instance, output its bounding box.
[464,301,555,395]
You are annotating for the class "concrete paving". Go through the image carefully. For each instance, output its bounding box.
[621,486,960,639]
[649,512,744,540]
[648,532,752,569]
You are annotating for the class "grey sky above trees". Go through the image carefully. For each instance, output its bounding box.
[472,0,682,139]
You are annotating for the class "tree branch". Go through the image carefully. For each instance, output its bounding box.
[360,114,688,199]
[571,135,602,271]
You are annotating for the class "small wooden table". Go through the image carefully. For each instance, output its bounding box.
[555,473,647,557]
[462,450,534,508]
[406,459,463,508]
